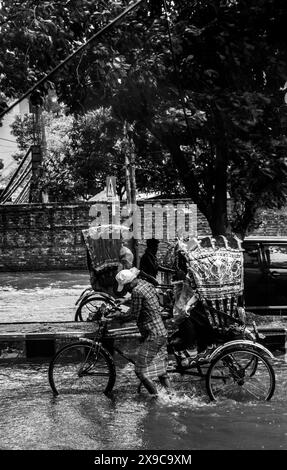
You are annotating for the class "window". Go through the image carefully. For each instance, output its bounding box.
[264,244,287,268]
[243,244,260,267]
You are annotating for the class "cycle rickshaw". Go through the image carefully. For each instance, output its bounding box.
[49,233,276,402]
[74,224,135,322]
[74,224,173,321]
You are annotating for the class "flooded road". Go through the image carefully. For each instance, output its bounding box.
[0,271,90,322]
[0,271,287,450]
[0,359,287,450]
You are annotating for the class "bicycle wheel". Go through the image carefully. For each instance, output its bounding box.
[48,342,116,395]
[75,296,115,322]
[75,287,94,306]
[206,346,275,402]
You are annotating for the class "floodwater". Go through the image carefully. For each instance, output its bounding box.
[0,271,90,322]
[0,271,287,450]
[0,359,287,450]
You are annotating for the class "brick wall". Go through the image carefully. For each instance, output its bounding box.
[0,200,209,271]
[250,207,287,236]
[0,200,286,272]
[0,203,90,271]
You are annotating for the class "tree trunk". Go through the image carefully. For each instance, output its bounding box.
[210,145,229,236]
[157,132,213,219]
[146,123,229,237]
[124,121,139,266]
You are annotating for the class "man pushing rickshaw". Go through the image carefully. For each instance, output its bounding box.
[72,226,275,400]
[113,234,255,396]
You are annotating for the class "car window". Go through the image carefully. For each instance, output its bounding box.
[264,244,287,268]
[243,244,260,267]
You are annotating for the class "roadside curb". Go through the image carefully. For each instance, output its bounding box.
[0,322,140,361]
[0,321,285,362]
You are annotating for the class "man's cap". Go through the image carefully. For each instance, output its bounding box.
[115,267,140,292]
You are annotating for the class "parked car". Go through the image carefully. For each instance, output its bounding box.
[243,237,287,315]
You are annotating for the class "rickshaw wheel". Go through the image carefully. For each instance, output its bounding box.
[206,345,275,402]
[75,296,115,322]
[49,342,116,395]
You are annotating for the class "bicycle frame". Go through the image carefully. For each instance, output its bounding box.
[80,319,210,380]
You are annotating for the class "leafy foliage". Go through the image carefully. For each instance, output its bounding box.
[1,0,287,234]
[10,109,183,201]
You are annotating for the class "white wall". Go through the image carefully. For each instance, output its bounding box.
[0,100,29,183]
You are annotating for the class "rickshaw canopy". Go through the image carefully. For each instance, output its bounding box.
[82,224,133,272]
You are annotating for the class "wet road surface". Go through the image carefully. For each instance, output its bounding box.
[0,358,287,450]
[1,271,287,450]
[0,271,90,322]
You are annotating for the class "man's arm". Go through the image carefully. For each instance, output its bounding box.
[114,290,143,324]
[130,289,143,322]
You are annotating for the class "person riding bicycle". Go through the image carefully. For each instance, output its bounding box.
[170,277,216,366]
[139,238,174,280]
[115,267,170,396]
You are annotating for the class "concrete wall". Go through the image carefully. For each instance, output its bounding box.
[1,200,287,272]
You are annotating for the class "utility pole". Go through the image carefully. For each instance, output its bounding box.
[124,121,139,266]
[124,121,137,204]
[29,144,42,203]
[29,94,46,203]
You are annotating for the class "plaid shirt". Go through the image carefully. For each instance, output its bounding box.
[130,279,167,340]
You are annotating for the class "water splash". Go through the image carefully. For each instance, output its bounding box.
[156,387,213,408]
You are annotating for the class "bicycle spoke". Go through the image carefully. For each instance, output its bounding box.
[240,384,262,400]
[213,382,238,397]
[243,377,269,395]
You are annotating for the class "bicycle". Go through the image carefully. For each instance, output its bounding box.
[74,283,174,322]
[49,304,276,402]
[74,288,119,322]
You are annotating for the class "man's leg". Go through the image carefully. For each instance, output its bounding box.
[159,374,171,389]
[135,337,169,396]
[189,304,215,352]
[136,372,158,396]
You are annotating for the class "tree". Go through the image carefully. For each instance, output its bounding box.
[10,108,183,201]
[107,0,287,236]
[10,114,36,160]
[2,0,287,235]
[0,1,135,112]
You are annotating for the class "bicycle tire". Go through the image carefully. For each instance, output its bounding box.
[206,345,275,402]
[48,341,116,396]
[74,296,115,322]
[75,287,94,306]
